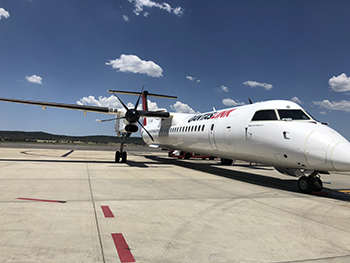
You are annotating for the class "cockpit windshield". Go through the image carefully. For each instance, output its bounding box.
[251,110,278,121]
[251,109,311,121]
[278,109,310,121]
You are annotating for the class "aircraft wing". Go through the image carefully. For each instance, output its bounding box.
[0,97,120,115]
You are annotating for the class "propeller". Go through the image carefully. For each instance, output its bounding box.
[104,87,177,142]
[110,86,162,142]
[96,118,116,122]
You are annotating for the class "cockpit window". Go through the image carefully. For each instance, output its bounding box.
[278,109,310,121]
[251,110,278,121]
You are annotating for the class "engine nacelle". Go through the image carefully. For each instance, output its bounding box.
[115,118,139,133]
[124,124,139,133]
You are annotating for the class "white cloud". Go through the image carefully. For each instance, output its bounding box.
[291,97,303,104]
[106,54,163,77]
[329,73,350,92]
[222,98,245,107]
[25,75,43,85]
[77,95,165,113]
[313,100,350,113]
[186,76,200,82]
[77,95,123,108]
[173,7,184,16]
[128,0,184,17]
[243,80,273,90]
[0,8,10,20]
[215,85,229,92]
[170,101,197,114]
[123,15,130,21]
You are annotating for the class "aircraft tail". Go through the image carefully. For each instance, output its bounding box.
[142,91,148,126]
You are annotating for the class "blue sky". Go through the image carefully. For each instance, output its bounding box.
[1,0,350,138]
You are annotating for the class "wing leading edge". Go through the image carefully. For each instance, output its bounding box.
[0,97,120,115]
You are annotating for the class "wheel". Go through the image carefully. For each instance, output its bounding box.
[184,152,191,159]
[115,151,120,163]
[221,158,233,165]
[298,176,313,193]
[121,151,127,163]
[312,177,323,192]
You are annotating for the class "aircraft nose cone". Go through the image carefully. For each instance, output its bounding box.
[331,142,350,171]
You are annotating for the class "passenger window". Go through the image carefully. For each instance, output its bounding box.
[251,110,277,121]
[278,110,310,121]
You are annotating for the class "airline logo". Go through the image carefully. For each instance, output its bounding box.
[188,109,235,123]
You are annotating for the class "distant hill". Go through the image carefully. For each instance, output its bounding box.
[0,131,146,146]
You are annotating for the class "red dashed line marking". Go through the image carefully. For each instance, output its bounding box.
[101,205,114,218]
[111,233,135,263]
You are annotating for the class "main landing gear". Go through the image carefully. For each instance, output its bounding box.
[297,171,323,194]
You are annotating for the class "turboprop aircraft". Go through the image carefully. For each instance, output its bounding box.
[1,89,350,194]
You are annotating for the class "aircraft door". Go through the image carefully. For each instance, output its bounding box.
[224,116,237,152]
[208,119,218,151]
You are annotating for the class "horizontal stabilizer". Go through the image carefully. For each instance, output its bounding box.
[108,90,177,99]
[138,110,170,118]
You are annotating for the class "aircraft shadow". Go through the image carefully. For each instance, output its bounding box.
[1,154,349,201]
[144,155,350,202]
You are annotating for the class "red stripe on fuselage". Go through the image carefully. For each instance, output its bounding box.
[211,109,235,119]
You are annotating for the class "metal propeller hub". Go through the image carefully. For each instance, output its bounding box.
[125,109,139,123]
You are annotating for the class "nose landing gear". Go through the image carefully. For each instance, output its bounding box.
[115,133,130,163]
[115,150,127,163]
[298,171,323,194]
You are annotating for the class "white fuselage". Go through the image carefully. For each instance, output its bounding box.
[141,100,350,172]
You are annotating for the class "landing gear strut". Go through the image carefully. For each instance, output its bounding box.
[298,171,323,194]
[115,132,130,163]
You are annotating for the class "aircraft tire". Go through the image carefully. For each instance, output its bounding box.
[298,176,313,194]
[221,158,233,165]
[312,177,323,192]
[115,151,121,163]
[184,153,191,159]
[121,151,127,163]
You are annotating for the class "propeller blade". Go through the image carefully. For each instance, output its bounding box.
[138,120,154,141]
[134,85,145,110]
[248,98,253,104]
[96,118,116,122]
[111,92,129,111]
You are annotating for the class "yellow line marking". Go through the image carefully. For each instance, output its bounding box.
[338,190,350,194]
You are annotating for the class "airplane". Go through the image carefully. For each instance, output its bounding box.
[1,89,350,194]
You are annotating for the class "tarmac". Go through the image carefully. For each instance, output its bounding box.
[1,143,350,263]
